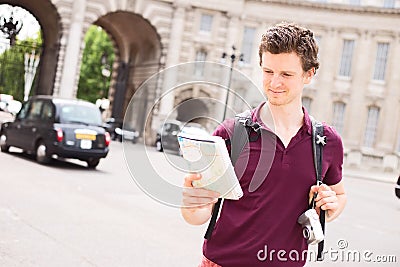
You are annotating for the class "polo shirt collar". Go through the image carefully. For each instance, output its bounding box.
[253,101,313,136]
[302,107,313,136]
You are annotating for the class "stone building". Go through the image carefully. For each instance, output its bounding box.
[1,0,400,171]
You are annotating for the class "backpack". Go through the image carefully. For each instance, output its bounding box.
[204,109,326,261]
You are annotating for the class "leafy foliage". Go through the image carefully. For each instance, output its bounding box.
[0,25,115,103]
[0,32,42,101]
[77,26,115,104]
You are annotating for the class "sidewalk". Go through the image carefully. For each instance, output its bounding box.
[343,167,397,184]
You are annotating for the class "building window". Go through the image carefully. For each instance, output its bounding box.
[373,42,389,81]
[199,14,213,32]
[194,50,207,76]
[332,102,346,135]
[384,0,395,8]
[364,106,380,148]
[241,27,256,64]
[349,0,361,5]
[302,97,312,113]
[338,40,355,77]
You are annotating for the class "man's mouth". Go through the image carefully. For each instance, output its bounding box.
[269,89,285,94]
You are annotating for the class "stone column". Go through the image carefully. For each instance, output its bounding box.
[345,31,373,168]
[376,36,400,150]
[313,28,341,121]
[58,0,87,99]
[157,2,187,121]
[224,13,240,54]
[376,36,400,171]
[347,31,372,145]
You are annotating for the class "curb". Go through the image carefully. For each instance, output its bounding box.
[344,169,397,184]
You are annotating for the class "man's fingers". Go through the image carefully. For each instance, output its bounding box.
[182,187,220,207]
[315,195,338,209]
[183,196,219,207]
[319,201,339,211]
[318,184,331,192]
[309,185,319,200]
[184,173,202,187]
[182,187,220,199]
[182,173,221,208]
[315,188,336,202]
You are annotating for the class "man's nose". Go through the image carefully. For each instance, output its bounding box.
[270,74,282,88]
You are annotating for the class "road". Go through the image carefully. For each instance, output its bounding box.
[0,141,399,266]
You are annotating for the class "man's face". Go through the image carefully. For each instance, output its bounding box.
[261,52,314,107]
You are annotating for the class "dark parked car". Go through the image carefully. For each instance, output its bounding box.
[103,117,139,143]
[0,96,110,168]
[155,120,210,153]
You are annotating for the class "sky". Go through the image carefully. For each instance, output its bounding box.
[0,4,41,42]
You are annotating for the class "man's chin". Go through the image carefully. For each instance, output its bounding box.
[267,100,285,106]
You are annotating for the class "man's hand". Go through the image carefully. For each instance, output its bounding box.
[182,173,220,208]
[181,173,220,225]
[309,181,346,222]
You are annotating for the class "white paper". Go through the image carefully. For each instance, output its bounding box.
[177,133,243,200]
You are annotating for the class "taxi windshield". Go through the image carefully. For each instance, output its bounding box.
[59,105,102,126]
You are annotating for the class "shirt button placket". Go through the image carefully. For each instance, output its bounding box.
[282,149,290,168]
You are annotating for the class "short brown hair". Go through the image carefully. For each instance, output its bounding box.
[258,22,319,73]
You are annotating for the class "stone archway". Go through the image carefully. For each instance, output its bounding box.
[94,11,163,120]
[174,88,218,132]
[176,98,209,122]
[0,0,62,96]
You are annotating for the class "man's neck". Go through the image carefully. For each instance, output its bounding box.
[261,101,304,131]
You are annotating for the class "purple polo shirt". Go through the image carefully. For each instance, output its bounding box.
[203,102,343,267]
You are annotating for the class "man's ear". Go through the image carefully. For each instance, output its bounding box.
[304,68,315,84]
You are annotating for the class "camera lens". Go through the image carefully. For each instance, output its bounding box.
[302,227,311,239]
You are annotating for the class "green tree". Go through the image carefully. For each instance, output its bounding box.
[0,33,42,101]
[77,26,115,103]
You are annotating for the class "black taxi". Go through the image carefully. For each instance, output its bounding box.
[0,96,110,168]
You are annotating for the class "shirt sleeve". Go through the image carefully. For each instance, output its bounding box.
[322,124,344,186]
[212,118,235,153]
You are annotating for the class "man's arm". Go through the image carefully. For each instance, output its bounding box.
[181,173,220,225]
[310,180,346,222]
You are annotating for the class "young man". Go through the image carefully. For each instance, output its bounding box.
[181,22,346,266]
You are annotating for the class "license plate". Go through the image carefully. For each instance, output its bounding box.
[80,139,92,149]
[76,133,96,140]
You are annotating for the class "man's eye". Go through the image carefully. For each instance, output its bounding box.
[264,70,273,74]
[283,73,293,77]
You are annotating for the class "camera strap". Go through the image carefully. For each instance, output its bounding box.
[310,117,326,261]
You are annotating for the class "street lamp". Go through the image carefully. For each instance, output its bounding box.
[24,49,40,101]
[220,45,244,121]
[0,7,23,46]
[97,52,111,114]
[101,52,111,89]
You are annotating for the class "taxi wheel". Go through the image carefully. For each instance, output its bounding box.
[36,141,51,164]
[156,140,163,152]
[0,134,10,152]
[87,158,100,169]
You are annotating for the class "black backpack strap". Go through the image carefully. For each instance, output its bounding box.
[204,109,259,240]
[310,116,326,261]
[204,198,222,239]
[231,109,253,164]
